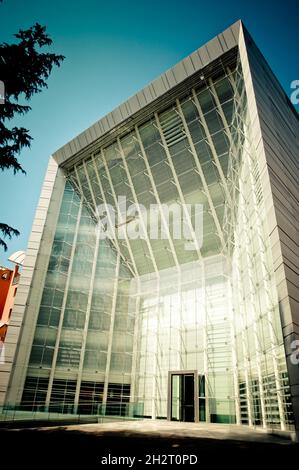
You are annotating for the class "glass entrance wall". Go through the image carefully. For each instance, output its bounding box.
[17,56,294,429]
[134,256,232,420]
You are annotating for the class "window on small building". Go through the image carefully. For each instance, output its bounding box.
[9,308,12,319]
[14,287,17,297]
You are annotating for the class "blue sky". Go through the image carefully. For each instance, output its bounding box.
[0,0,298,266]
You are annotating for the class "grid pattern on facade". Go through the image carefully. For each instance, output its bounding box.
[14,58,294,429]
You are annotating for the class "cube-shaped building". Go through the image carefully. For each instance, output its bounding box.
[1,20,298,435]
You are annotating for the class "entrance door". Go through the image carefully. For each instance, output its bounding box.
[168,371,198,422]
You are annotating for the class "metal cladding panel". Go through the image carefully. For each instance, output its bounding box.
[151,76,167,97]
[119,101,131,119]
[127,94,141,114]
[189,50,204,70]
[164,69,177,88]
[206,36,224,58]
[106,112,116,129]
[181,56,196,76]
[171,61,188,83]
[111,106,123,126]
[136,91,147,109]
[142,85,154,103]
[197,45,210,65]
[222,23,239,49]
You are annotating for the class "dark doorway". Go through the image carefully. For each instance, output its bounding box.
[170,372,195,422]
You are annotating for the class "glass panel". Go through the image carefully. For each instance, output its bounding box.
[171,375,181,421]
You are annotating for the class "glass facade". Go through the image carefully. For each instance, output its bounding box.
[19,55,294,429]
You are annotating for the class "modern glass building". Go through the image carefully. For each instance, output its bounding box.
[1,21,298,435]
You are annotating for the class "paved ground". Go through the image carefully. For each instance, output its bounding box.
[0,420,297,467]
[63,419,293,442]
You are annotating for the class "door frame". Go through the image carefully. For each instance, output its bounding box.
[167,370,199,423]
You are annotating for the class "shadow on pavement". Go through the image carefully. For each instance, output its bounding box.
[0,425,298,468]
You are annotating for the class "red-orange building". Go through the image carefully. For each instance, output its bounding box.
[0,265,20,342]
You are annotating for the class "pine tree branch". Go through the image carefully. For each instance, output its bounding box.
[0,223,20,252]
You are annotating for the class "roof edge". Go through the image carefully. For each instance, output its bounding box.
[53,20,242,166]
